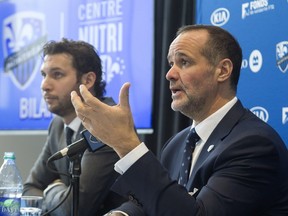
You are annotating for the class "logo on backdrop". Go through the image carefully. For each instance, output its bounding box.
[241,0,275,19]
[100,55,125,83]
[249,49,263,73]
[282,107,288,124]
[2,11,47,90]
[250,106,269,122]
[78,1,125,84]
[210,8,230,26]
[276,41,288,73]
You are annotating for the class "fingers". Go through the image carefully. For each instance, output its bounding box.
[71,83,132,121]
[71,90,91,130]
[71,90,83,111]
[79,84,102,108]
[74,83,131,111]
[119,82,131,110]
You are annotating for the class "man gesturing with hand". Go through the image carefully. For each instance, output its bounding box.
[72,82,141,159]
[71,25,288,216]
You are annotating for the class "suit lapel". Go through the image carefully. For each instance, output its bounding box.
[186,100,246,191]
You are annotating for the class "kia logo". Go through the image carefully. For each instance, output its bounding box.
[210,8,230,26]
[250,106,269,122]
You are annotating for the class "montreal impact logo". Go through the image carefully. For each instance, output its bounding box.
[2,11,47,89]
[276,41,288,73]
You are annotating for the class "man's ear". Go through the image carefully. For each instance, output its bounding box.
[216,58,233,83]
[81,72,96,90]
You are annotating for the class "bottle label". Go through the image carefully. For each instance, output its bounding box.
[0,197,20,216]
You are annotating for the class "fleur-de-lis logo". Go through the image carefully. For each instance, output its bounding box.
[276,41,288,73]
[277,42,288,58]
[100,54,125,83]
[2,11,47,89]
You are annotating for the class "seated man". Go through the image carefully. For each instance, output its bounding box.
[23,39,126,215]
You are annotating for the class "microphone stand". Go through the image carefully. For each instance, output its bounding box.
[69,153,83,216]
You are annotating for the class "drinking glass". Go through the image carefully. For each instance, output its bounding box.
[20,196,43,216]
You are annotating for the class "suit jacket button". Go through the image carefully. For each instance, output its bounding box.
[128,194,134,201]
[128,194,142,206]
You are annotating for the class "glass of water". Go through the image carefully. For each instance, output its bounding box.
[20,196,43,216]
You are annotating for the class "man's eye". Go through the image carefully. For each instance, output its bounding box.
[181,60,188,66]
[54,72,63,78]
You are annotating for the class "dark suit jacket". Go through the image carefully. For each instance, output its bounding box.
[23,97,126,216]
[112,100,288,216]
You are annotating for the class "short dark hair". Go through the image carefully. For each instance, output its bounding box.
[177,25,243,92]
[42,38,106,98]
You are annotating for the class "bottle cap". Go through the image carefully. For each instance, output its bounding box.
[4,152,15,160]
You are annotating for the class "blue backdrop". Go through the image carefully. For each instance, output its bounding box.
[0,0,154,133]
[195,0,288,146]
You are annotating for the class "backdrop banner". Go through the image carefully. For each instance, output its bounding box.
[0,0,154,133]
[196,0,288,146]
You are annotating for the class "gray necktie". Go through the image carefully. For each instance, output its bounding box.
[179,128,200,187]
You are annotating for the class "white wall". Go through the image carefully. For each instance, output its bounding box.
[0,131,47,181]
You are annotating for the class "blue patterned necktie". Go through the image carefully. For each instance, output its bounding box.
[179,128,200,187]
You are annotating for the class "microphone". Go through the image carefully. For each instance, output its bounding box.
[48,129,105,161]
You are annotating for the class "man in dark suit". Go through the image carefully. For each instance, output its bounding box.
[23,39,125,216]
[71,25,288,215]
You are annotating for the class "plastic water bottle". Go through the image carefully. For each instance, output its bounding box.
[0,152,23,216]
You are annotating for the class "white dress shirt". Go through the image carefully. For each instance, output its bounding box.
[65,117,82,141]
[115,97,238,175]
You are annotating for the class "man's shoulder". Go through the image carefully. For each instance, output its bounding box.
[50,115,63,125]
[48,115,64,132]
